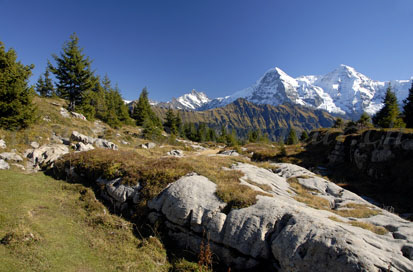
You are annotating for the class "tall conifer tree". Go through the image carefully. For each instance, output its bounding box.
[372,85,405,128]
[0,41,36,129]
[286,129,298,145]
[49,33,93,111]
[403,82,413,128]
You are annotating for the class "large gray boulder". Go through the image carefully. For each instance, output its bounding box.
[60,107,70,118]
[71,131,117,150]
[30,142,40,149]
[96,177,140,210]
[148,163,413,271]
[71,111,87,120]
[75,142,95,152]
[26,144,69,168]
[94,139,118,150]
[71,131,95,144]
[218,150,240,156]
[0,152,23,162]
[0,159,9,170]
[141,142,156,149]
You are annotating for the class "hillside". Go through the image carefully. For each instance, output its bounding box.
[1,96,412,272]
[153,98,335,139]
[0,170,170,272]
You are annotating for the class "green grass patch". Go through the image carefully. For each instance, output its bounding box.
[0,170,170,272]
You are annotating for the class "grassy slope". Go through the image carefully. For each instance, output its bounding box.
[0,170,170,272]
[0,96,148,154]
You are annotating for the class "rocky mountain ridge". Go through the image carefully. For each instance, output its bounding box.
[146,65,412,119]
[153,98,336,139]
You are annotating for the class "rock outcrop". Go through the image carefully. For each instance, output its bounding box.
[218,150,240,156]
[26,144,69,169]
[71,111,87,120]
[60,107,70,118]
[54,145,413,271]
[96,177,140,212]
[147,163,413,272]
[70,131,118,150]
[0,152,23,162]
[141,142,156,149]
[75,142,95,152]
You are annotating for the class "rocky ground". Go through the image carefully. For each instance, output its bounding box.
[1,97,412,271]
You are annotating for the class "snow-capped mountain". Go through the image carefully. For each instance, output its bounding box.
[201,65,412,119]
[157,89,210,110]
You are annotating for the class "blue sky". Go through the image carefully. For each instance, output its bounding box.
[1,0,412,101]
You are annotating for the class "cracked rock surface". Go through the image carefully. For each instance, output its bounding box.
[147,163,413,272]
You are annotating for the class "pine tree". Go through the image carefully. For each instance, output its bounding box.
[278,140,287,156]
[217,125,227,143]
[0,42,36,130]
[164,108,178,134]
[175,111,183,136]
[286,129,298,145]
[49,33,94,111]
[207,127,217,142]
[344,120,358,134]
[131,87,160,126]
[300,130,309,142]
[372,85,405,128]
[357,112,372,129]
[44,68,55,97]
[226,129,238,147]
[92,75,108,121]
[248,130,261,143]
[36,68,55,97]
[332,117,344,129]
[197,123,207,142]
[403,82,413,128]
[35,75,46,97]
[110,85,132,125]
[142,116,162,140]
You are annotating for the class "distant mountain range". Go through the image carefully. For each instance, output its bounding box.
[150,65,412,119]
[152,98,335,139]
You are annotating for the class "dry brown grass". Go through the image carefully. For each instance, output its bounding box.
[349,221,389,235]
[335,203,381,218]
[287,177,331,210]
[246,179,272,193]
[329,216,388,235]
[181,155,272,211]
[288,178,381,219]
[55,150,270,214]
[328,216,345,223]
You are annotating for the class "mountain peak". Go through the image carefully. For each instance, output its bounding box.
[153,65,411,119]
[156,89,210,110]
[334,64,359,77]
[265,67,289,78]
